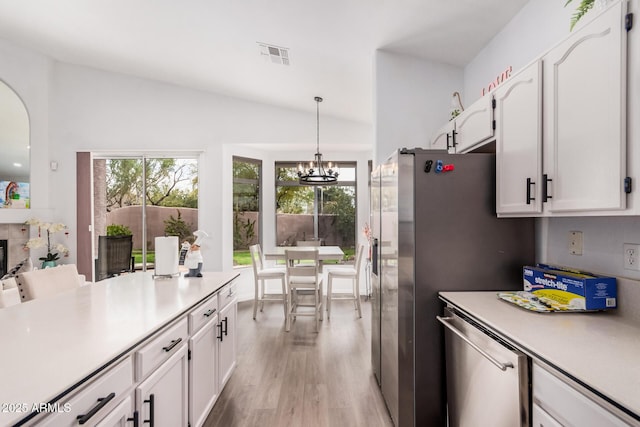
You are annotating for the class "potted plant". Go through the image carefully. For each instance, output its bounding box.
[564,0,599,31]
[24,218,70,268]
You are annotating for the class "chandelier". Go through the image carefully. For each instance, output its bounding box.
[297,96,339,185]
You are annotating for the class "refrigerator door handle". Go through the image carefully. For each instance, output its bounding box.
[437,316,514,371]
[372,238,379,276]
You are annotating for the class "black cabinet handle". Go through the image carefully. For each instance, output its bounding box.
[76,392,115,424]
[143,394,154,427]
[162,338,182,352]
[451,130,457,147]
[127,410,139,427]
[217,322,224,342]
[526,178,536,205]
[446,133,451,150]
[542,174,553,202]
[204,308,216,317]
[222,317,228,336]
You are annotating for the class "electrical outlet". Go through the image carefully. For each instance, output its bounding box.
[624,243,640,270]
[569,231,583,255]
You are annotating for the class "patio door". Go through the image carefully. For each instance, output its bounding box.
[90,154,199,281]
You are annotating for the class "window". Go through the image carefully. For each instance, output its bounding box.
[275,161,356,260]
[233,157,261,266]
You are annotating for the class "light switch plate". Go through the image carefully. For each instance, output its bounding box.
[569,231,583,255]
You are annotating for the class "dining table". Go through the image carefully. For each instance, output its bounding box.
[263,245,345,270]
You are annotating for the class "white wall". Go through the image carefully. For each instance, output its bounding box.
[0,40,372,274]
[463,0,573,106]
[464,0,640,280]
[373,50,463,165]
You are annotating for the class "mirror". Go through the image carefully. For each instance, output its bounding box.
[0,79,30,208]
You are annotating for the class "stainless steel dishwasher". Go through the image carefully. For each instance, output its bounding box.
[437,306,530,427]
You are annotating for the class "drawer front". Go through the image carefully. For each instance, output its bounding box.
[95,394,134,426]
[533,363,630,427]
[189,295,218,334]
[136,317,188,380]
[218,282,238,311]
[532,403,563,427]
[39,357,133,427]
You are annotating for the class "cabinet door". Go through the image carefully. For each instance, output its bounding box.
[531,404,563,427]
[454,95,494,153]
[429,120,455,152]
[189,315,219,427]
[542,1,627,212]
[218,300,237,389]
[136,344,188,427]
[496,60,543,215]
[95,395,135,427]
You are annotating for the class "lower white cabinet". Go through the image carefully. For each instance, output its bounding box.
[533,362,631,426]
[38,357,134,427]
[32,281,237,427]
[95,395,135,427]
[532,403,563,427]
[136,343,189,427]
[189,312,219,427]
[218,294,237,389]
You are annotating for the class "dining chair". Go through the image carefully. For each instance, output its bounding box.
[15,264,84,302]
[326,244,364,320]
[285,248,323,332]
[249,244,287,320]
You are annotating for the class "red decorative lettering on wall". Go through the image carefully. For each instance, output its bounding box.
[481,65,513,96]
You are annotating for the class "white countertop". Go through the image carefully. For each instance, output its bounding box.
[439,291,640,422]
[0,271,238,426]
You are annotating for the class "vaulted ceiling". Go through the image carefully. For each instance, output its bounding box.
[0,0,531,124]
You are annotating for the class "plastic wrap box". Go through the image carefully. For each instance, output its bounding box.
[523,264,617,310]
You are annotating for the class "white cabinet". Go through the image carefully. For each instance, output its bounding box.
[39,357,134,427]
[430,120,455,152]
[533,362,632,426]
[532,403,564,427]
[189,297,219,427]
[217,286,237,389]
[136,344,189,427]
[454,95,495,153]
[495,60,543,215]
[541,0,628,213]
[95,395,135,427]
[429,96,494,153]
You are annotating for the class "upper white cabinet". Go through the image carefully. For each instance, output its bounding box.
[429,95,494,153]
[430,120,455,152]
[495,60,543,215]
[454,95,495,153]
[542,0,628,213]
[496,0,629,217]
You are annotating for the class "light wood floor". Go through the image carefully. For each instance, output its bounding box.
[204,296,393,427]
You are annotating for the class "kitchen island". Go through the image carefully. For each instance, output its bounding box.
[0,271,238,426]
[439,291,640,426]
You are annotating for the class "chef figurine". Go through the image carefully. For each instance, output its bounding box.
[184,230,208,277]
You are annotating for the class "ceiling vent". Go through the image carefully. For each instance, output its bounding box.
[257,42,290,65]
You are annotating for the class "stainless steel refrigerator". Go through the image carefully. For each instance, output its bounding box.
[370,148,535,427]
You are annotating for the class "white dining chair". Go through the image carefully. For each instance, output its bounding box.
[285,248,323,332]
[249,244,287,320]
[326,244,364,320]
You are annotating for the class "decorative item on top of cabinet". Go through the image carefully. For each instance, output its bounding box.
[541,0,628,213]
[495,60,543,215]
